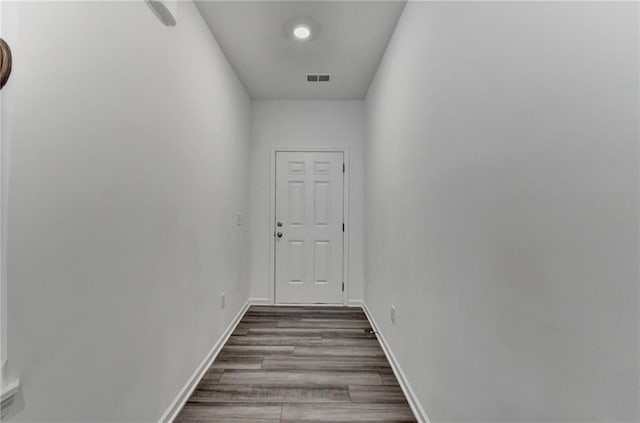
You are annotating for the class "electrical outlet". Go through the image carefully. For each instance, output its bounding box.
[390,305,396,325]
[221,293,225,310]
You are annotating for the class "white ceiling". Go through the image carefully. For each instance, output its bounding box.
[195,1,406,100]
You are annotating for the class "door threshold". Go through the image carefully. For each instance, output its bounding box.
[270,302,350,307]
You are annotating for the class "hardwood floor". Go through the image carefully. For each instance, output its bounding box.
[175,305,416,423]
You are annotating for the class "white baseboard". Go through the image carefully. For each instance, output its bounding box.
[361,302,432,423]
[250,298,364,307]
[270,303,347,306]
[158,299,250,423]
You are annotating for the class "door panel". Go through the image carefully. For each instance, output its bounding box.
[313,182,330,226]
[288,241,305,284]
[275,152,344,304]
[288,182,305,225]
[313,241,330,285]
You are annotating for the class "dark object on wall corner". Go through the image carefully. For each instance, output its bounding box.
[0,38,11,89]
[146,0,177,27]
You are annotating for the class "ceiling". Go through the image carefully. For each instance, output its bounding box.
[195,1,406,100]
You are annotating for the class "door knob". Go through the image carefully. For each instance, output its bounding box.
[276,232,283,238]
[277,221,283,227]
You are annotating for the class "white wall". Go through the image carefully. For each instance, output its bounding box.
[365,2,639,422]
[249,101,365,304]
[2,1,250,421]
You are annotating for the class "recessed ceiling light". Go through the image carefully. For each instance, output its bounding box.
[293,24,311,40]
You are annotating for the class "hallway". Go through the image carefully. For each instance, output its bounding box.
[175,306,415,422]
[1,1,638,422]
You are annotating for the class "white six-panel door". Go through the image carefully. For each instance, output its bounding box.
[275,152,344,304]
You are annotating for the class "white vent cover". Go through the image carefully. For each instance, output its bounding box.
[306,74,331,82]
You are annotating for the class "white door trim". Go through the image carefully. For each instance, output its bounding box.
[269,147,350,306]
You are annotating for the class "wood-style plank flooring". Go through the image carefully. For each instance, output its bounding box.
[175,305,416,423]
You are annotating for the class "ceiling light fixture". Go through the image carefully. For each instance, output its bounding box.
[293,24,311,40]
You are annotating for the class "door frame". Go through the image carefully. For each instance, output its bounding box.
[269,147,350,306]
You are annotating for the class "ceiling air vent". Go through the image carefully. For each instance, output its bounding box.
[306,74,331,82]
